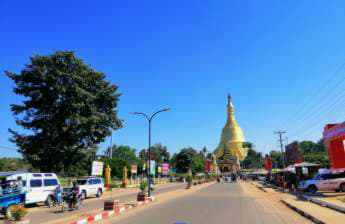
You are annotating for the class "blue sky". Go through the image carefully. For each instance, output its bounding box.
[1,1,345,157]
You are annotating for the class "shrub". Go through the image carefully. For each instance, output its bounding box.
[139,181,148,192]
[11,205,28,221]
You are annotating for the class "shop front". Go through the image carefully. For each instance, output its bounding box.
[323,122,345,172]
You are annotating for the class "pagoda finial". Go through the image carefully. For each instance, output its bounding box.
[227,93,232,107]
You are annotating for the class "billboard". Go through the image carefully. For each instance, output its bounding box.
[91,161,104,176]
[162,163,169,175]
[324,123,345,170]
[264,156,273,171]
[149,160,156,175]
[131,165,137,174]
[204,160,212,173]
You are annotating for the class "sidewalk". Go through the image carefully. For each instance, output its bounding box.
[253,181,345,224]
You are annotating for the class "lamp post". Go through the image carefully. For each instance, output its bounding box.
[131,108,171,197]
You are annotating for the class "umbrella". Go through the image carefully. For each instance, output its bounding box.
[294,162,320,167]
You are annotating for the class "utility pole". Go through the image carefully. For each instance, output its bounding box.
[109,130,113,158]
[274,131,286,168]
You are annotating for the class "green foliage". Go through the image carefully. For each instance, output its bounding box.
[139,181,148,192]
[0,158,34,171]
[102,145,140,177]
[175,147,204,173]
[6,51,122,175]
[241,142,263,169]
[138,143,170,163]
[299,139,328,167]
[269,150,283,168]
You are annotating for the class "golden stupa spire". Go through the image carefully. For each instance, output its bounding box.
[214,94,248,162]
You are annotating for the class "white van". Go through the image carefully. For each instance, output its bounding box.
[4,172,60,205]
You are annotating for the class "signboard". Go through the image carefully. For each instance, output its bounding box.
[157,166,162,173]
[149,160,156,175]
[204,160,212,173]
[264,156,273,171]
[91,161,104,176]
[131,165,137,174]
[324,122,345,170]
[162,163,169,175]
[170,167,176,176]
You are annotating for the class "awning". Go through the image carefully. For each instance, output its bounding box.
[0,171,28,177]
[294,162,320,167]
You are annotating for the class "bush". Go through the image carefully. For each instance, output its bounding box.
[11,205,28,221]
[139,181,148,192]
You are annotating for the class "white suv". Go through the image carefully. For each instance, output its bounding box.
[299,171,345,193]
[76,176,105,199]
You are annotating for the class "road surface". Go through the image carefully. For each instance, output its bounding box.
[26,182,185,224]
[106,181,311,224]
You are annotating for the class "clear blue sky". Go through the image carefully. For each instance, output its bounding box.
[1,1,345,157]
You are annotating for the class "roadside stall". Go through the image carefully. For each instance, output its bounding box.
[294,161,320,180]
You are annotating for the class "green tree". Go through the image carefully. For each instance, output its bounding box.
[299,139,328,167]
[6,51,122,175]
[102,145,140,177]
[0,158,35,171]
[269,150,283,168]
[175,147,204,173]
[241,142,263,169]
[138,143,170,163]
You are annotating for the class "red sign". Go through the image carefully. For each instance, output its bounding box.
[264,158,273,171]
[204,160,212,173]
[162,163,169,175]
[324,122,345,171]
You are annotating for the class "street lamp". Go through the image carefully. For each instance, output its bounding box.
[131,108,171,197]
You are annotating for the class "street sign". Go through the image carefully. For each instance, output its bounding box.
[131,165,137,174]
[162,163,169,175]
[150,160,156,175]
[91,161,104,176]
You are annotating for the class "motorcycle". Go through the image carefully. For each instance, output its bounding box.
[61,192,82,212]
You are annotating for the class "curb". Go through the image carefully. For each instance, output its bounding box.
[249,181,268,193]
[70,197,155,224]
[302,195,345,214]
[281,199,326,224]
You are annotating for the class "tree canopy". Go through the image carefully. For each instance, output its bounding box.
[6,51,122,175]
[175,147,204,173]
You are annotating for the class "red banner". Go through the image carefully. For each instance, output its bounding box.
[264,158,273,171]
[204,160,212,173]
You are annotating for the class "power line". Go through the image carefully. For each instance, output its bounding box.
[274,131,286,168]
[278,61,345,130]
[0,146,18,151]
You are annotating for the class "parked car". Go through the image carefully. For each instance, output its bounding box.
[298,170,345,193]
[76,176,105,200]
[2,171,60,206]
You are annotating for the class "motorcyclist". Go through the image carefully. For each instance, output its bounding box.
[71,181,80,208]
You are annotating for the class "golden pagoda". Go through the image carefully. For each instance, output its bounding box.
[214,94,248,173]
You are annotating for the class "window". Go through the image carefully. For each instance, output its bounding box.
[30,179,42,188]
[44,174,53,177]
[94,178,101,184]
[32,174,42,177]
[77,180,87,185]
[44,179,58,186]
[88,179,93,185]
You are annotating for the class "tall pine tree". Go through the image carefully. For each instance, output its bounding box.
[6,51,122,175]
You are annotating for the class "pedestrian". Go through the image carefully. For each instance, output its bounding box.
[71,181,80,207]
[55,184,63,205]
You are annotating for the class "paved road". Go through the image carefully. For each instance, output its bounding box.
[110,182,310,224]
[26,183,185,224]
